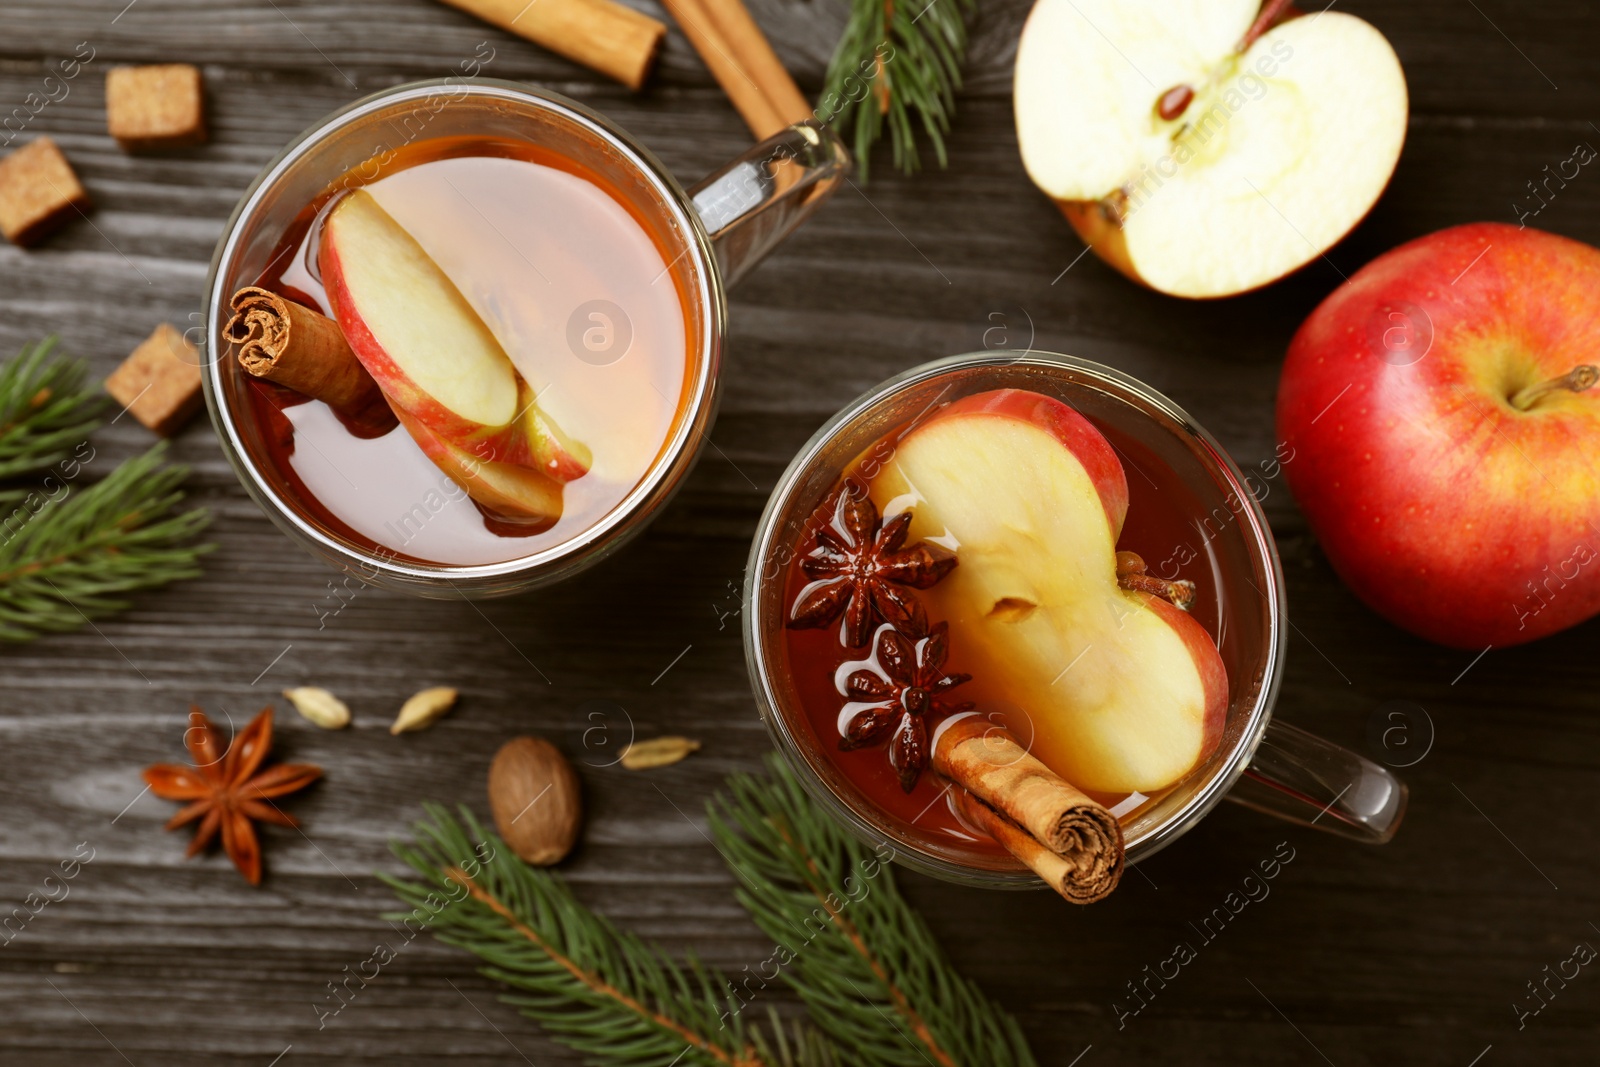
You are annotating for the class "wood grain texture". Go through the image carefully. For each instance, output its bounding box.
[2,0,1600,1063]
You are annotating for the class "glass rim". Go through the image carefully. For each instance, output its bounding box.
[742,349,1288,886]
[200,78,725,587]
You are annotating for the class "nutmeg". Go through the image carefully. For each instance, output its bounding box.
[488,736,582,866]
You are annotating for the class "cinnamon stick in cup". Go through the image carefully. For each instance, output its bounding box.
[933,714,1125,903]
[953,791,1117,906]
[225,286,393,433]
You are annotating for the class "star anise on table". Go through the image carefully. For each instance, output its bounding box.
[143,706,322,886]
[841,621,973,792]
[788,480,956,648]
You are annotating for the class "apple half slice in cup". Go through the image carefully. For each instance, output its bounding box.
[868,389,1228,793]
[318,187,593,524]
[1015,0,1408,298]
[320,188,592,481]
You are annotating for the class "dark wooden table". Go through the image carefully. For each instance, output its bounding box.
[3,0,1599,1063]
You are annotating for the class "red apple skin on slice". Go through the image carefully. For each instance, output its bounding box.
[871,388,1227,794]
[1137,590,1229,766]
[320,189,590,484]
[393,407,563,529]
[510,380,594,483]
[1278,222,1600,648]
[933,388,1130,533]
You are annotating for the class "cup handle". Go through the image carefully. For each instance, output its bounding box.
[688,122,851,289]
[1224,719,1408,844]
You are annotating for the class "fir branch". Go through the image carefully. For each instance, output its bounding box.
[709,756,1037,1067]
[381,804,837,1067]
[0,442,212,641]
[820,0,975,179]
[0,338,107,482]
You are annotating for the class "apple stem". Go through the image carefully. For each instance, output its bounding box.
[1115,551,1197,610]
[1509,364,1600,411]
[1236,0,1294,53]
[1120,572,1198,611]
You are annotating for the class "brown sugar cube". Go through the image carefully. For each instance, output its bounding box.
[105,324,204,437]
[106,65,207,152]
[0,138,91,247]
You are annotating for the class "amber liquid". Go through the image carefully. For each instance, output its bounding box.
[778,417,1232,858]
[246,135,694,565]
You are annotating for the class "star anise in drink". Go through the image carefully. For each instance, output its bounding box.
[840,621,973,792]
[143,706,322,886]
[788,479,955,648]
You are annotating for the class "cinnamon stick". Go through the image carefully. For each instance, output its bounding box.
[661,0,812,140]
[225,287,389,423]
[436,0,666,91]
[954,792,1117,906]
[695,0,811,126]
[933,714,1124,903]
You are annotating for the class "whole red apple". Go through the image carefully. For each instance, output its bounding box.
[1278,222,1600,649]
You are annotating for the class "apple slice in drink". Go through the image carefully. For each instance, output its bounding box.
[512,379,593,484]
[320,188,590,482]
[394,407,564,529]
[1014,0,1407,297]
[869,389,1227,794]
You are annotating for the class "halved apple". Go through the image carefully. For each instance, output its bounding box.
[393,407,564,528]
[870,389,1227,794]
[1015,0,1407,298]
[320,188,590,481]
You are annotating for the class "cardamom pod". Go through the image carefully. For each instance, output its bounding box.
[391,686,459,735]
[619,735,701,770]
[282,686,351,730]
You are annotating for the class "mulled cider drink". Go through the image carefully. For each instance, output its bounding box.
[749,353,1299,900]
[780,391,1232,853]
[779,391,1232,873]
[228,134,694,566]
[208,82,850,592]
